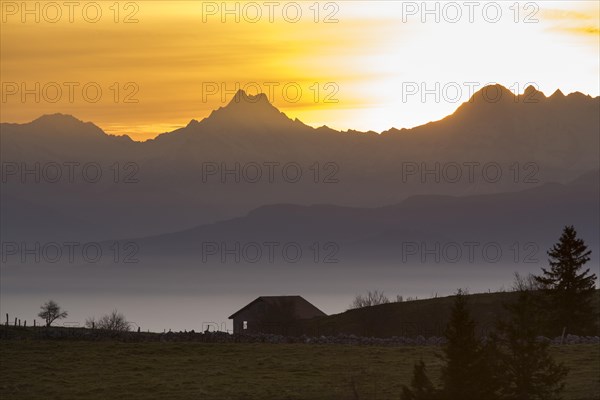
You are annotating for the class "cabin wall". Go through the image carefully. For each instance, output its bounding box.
[230,298,327,335]
[231,305,296,335]
[232,307,262,334]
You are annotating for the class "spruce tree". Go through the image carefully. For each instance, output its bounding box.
[496,291,569,400]
[534,225,597,334]
[438,289,499,400]
[400,361,438,400]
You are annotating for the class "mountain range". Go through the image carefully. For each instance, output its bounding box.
[110,169,599,268]
[1,85,598,243]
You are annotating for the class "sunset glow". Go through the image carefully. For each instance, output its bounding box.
[1,1,598,140]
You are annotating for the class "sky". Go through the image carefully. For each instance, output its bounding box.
[1,1,599,141]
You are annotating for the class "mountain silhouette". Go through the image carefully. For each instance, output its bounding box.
[208,89,294,124]
[6,113,132,142]
[110,170,599,267]
[1,85,598,241]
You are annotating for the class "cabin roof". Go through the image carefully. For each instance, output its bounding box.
[228,295,327,319]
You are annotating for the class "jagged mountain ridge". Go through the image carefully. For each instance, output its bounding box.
[1,85,598,240]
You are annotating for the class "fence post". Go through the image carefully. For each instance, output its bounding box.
[18,319,21,327]
[5,313,8,326]
[14,317,17,326]
[34,320,36,327]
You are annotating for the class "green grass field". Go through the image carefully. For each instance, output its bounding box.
[1,341,599,400]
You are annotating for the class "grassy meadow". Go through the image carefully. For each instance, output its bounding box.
[1,341,599,400]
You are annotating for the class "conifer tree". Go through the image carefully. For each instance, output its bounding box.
[496,291,569,400]
[400,361,438,400]
[438,290,499,400]
[534,225,597,334]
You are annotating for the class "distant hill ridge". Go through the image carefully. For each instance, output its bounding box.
[303,290,600,338]
[1,83,598,241]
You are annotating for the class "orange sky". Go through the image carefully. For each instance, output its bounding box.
[1,1,598,140]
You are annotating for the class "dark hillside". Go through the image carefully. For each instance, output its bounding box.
[304,290,600,338]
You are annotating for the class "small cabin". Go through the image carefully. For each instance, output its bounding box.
[229,296,326,335]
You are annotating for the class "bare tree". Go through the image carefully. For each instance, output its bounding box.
[93,310,130,332]
[349,290,390,309]
[512,272,544,292]
[85,317,96,329]
[38,300,68,327]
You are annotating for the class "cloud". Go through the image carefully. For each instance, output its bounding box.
[541,6,600,37]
